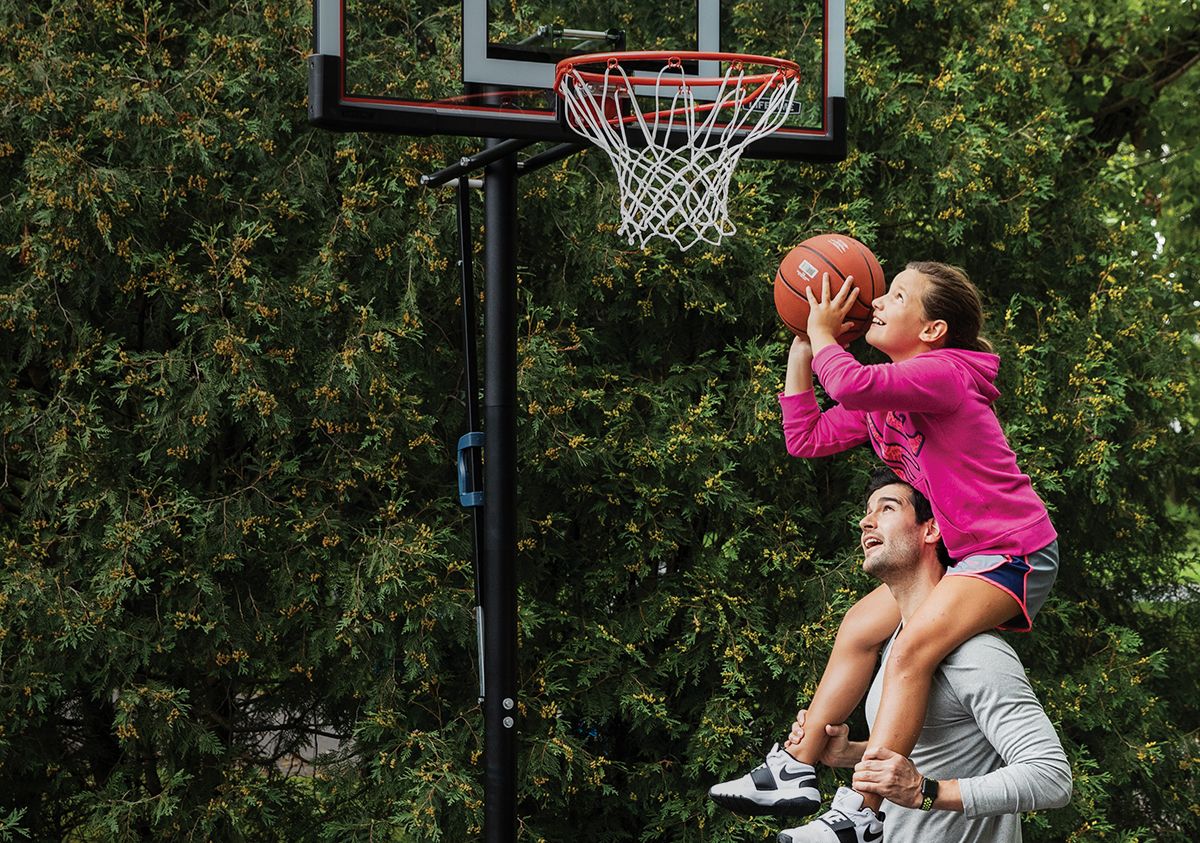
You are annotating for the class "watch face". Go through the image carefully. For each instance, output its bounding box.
[920,776,939,809]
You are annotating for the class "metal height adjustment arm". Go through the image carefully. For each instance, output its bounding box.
[421,138,587,187]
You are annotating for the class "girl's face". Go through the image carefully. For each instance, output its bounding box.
[865,269,940,361]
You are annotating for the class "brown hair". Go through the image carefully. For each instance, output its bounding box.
[906,261,994,354]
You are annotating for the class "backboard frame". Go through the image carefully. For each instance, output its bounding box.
[308,0,846,161]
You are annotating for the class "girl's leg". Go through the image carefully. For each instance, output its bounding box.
[856,575,1018,812]
[787,584,901,765]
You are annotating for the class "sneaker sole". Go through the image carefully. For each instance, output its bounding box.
[708,792,822,818]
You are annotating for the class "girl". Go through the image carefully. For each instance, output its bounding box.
[708,262,1059,843]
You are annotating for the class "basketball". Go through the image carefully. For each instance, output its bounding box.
[774,234,886,342]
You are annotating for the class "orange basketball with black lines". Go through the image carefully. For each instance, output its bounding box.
[774,234,885,342]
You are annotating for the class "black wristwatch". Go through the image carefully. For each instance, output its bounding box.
[919,776,939,811]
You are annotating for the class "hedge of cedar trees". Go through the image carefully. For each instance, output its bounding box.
[0,0,1197,840]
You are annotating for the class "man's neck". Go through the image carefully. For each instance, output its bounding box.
[885,558,944,625]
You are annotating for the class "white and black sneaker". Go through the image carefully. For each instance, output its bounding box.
[708,743,821,817]
[777,787,884,843]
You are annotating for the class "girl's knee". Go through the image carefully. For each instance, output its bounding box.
[886,628,950,677]
[836,601,893,653]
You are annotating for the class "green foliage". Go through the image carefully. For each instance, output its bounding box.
[0,0,1196,841]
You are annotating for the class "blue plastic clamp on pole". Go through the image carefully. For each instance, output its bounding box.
[457,431,484,507]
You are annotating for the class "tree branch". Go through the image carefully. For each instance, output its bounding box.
[1089,37,1200,154]
[1095,47,1200,119]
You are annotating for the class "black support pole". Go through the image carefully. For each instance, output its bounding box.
[482,140,518,843]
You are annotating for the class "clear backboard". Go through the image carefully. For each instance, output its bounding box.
[309,0,846,161]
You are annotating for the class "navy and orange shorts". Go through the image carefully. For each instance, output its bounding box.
[944,541,1060,632]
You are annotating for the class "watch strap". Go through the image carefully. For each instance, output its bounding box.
[919,776,939,811]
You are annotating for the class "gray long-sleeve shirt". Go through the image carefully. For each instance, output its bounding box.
[865,630,1072,842]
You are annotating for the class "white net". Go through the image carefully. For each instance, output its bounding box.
[556,55,800,251]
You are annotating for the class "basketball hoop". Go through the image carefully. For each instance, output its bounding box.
[554,51,800,251]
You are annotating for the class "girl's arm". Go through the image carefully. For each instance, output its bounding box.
[784,334,816,396]
[804,274,970,414]
[813,346,968,414]
[781,335,869,457]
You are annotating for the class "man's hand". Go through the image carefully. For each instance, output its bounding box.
[852,746,923,808]
[782,709,862,769]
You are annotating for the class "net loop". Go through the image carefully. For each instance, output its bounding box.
[555,51,800,250]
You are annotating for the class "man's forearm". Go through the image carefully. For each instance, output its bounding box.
[943,638,1074,817]
[957,759,1073,816]
[930,778,964,812]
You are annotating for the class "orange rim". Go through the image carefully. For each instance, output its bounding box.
[554,51,800,94]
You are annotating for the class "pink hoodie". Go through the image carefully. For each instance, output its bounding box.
[779,344,1057,560]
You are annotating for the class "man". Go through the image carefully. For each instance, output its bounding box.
[710,470,1072,842]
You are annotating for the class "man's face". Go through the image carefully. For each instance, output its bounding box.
[859,483,925,579]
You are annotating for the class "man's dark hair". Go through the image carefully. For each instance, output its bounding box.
[864,468,953,567]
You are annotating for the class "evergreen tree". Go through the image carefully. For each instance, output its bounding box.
[0,0,1196,839]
